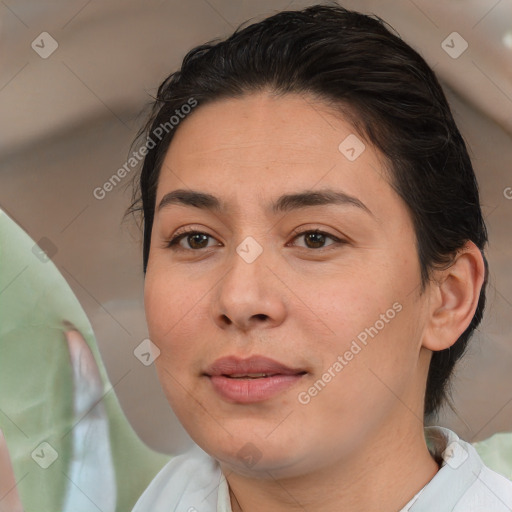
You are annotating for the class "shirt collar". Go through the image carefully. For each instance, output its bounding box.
[405,426,484,511]
[217,472,232,512]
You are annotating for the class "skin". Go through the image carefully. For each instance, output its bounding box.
[144,91,485,512]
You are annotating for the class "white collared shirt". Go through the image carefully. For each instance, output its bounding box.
[132,426,512,512]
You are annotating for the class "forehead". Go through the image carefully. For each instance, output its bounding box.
[165,92,359,166]
[156,92,398,221]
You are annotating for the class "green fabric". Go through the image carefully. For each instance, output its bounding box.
[0,208,170,512]
[473,433,512,481]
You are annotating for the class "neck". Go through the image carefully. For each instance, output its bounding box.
[222,418,439,512]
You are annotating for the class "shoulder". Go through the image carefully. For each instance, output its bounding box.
[131,444,222,512]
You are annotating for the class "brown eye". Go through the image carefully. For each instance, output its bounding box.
[303,231,328,248]
[292,229,343,250]
[186,233,210,249]
[166,230,219,250]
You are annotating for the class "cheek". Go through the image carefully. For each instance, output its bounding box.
[144,266,213,374]
[299,268,418,389]
[145,267,195,337]
[144,270,201,404]
[295,267,396,338]
[144,271,171,341]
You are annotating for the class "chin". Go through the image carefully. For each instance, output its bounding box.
[188,426,314,478]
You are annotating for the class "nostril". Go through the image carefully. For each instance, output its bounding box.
[221,314,232,325]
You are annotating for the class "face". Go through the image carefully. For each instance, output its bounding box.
[144,92,433,479]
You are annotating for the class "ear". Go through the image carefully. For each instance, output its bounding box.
[422,241,486,352]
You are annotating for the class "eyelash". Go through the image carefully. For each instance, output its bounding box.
[164,227,347,252]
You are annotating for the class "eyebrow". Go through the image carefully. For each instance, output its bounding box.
[157,188,373,216]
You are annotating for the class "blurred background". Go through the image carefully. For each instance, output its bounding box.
[1,0,511,455]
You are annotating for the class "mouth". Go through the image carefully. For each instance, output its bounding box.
[224,373,284,379]
[204,355,307,403]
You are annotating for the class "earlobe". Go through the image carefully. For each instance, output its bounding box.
[422,241,486,352]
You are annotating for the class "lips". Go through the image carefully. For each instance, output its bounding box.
[204,356,307,403]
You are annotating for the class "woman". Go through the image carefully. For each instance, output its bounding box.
[126,3,512,511]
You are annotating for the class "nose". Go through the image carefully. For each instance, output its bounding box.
[212,242,287,332]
